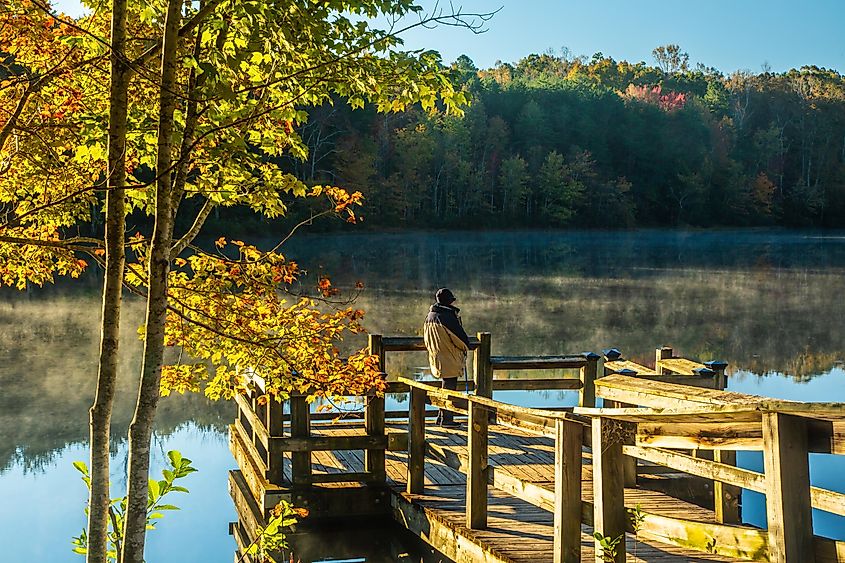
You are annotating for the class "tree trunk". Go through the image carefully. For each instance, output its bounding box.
[120,0,182,560]
[87,0,129,560]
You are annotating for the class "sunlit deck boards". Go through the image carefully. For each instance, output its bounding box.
[289,421,744,562]
[393,485,735,563]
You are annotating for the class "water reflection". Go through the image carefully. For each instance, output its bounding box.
[284,521,450,562]
[3,229,845,559]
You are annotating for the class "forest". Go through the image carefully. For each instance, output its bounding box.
[263,46,845,231]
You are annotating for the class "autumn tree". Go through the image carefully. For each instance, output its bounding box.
[652,43,689,75]
[2,0,489,561]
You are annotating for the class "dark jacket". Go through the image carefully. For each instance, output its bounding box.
[423,304,470,378]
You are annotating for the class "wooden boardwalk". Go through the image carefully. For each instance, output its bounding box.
[228,335,845,563]
[303,421,738,562]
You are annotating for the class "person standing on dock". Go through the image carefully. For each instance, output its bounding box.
[423,288,471,427]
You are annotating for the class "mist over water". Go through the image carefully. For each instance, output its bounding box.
[2,229,844,560]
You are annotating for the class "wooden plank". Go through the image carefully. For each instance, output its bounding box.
[623,445,766,493]
[382,335,481,351]
[595,373,762,408]
[657,357,707,375]
[232,419,268,479]
[763,412,813,562]
[713,449,741,524]
[815,537,845,563]
[579,353,599,408]
[474,332,493,399]
[808,419,845,455]
[553,419,582,563]
[635,510,770,561]
[228,469,266,544]
[408,386,426,494]
[404,377,586,425]
[577,405,766,424]
[490,355,586,370]
[655,346,673,375]
[604,359,657,376]
[639,373,720,388]
[272,435,388,452]
[390,488,517,563]
[467,401,489,529]
[289,394,311,487]
[592,417,626,563]
[366,335,387,484]
[308,472,381,484]
[228,425,289,516]
[234,393,269,450]
[491,378,582,391]
[265,398,284,485]
[636,421,764,449]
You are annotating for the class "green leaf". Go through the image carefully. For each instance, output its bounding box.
[154,504,181,511]
[148,479,161,503]
[72,461,88,475]
[168,450,183,467]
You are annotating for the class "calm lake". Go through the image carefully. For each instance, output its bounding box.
[2,229,845,561]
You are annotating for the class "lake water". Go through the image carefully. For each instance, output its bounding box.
[2,229,845,561]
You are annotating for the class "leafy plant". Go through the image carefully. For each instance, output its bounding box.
[71,450,197,561]
[238,501,309,563]
[627,503,646,558]
[593,531,623,562]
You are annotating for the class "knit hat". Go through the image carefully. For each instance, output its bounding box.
[435,287,456,305]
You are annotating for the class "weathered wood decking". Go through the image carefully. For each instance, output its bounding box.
[297,421,738,562]
[228,336,845,563]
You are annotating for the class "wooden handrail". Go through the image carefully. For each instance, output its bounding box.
[622,445,845,517]
[490,355,587,370]
[382,335,481,351]
[398,377,590,426]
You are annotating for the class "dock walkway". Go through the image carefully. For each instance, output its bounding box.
[306,422,737,562]
[228,335,845,563]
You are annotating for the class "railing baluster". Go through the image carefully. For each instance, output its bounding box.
[473,332,493,399]
[265,397,284,485]
[366,334,386,484]
[592,416,626,563]
[407,386,427,494]
[763,411,813,560]
[467,401,488,529]
[579,352,600,408]
[553,419,583,563]
[290,393,311,487]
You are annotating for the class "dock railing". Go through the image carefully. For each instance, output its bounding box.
[230,334,845,562]
[398,373,845,563]
[401,376,590,563]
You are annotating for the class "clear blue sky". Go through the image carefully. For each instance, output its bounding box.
[54,0,844,74]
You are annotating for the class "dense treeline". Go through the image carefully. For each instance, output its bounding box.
[271,47,845,231]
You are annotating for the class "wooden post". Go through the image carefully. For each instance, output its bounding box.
[762,412,813,561]
[553,419,583,563]
[265,397,284,485]
[655,346,673,374]
[289,393,311,487]
[602,400,636,487]
[592,417,626,563]
[366,334,386,483]
[473,332,493,399]
[467,401,488,529]
[250,388,262,452]
[407,386,427,494]
[706,360,729,391]
[579,352,600,408]
[714,449,741,524]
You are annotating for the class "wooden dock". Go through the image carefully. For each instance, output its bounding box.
[228,335,845,562]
